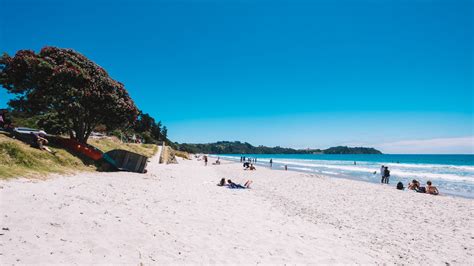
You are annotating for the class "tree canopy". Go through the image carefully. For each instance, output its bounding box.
[0,47,139,143]
[133,112,168,143]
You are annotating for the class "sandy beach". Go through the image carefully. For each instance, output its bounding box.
[1,155,473,264]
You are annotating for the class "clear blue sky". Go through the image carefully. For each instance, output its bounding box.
[0,0,472,153]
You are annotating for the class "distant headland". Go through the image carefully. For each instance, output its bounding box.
[175,141,382,155]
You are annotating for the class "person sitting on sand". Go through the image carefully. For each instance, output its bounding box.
[217,178,226,186]
[243,162,250,169]
[0,110,13,131]
[408,179,427,193]
[249,164,256,170]
[408,179,420,191]
[31,131,54,154]
[426,181,439,195]
[227,179,252,189]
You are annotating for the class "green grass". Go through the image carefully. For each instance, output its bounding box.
[88,137,158,157]
[0,133,93,179]
[0,133,158,179]
[173,150,190,160]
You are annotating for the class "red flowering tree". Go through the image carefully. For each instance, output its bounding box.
[0,47,139,143]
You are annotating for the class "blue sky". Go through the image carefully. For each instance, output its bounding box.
[0,0,472,153]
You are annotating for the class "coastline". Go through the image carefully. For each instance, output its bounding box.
[0,156,472,264]
[212,154,474,198]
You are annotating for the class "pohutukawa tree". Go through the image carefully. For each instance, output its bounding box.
[0,46,139,143]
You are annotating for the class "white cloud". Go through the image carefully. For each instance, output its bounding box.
[376,136,474,154]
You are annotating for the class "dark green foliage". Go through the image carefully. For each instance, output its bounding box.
[322,146,382,154]
[176,141,382,154]
[176,141,319,154]
[0,47,139,143]
[133,111,169,143]
[3,109,40,129]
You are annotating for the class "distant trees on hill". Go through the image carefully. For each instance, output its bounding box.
[176,141,382,154]
[132,112,168,144]
[323,146,382,154]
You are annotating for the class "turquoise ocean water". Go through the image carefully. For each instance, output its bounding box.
[216,154,474,198]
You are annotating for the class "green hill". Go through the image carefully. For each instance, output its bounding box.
[176,141,382,155]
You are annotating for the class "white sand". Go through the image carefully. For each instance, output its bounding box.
[1,156,473,264]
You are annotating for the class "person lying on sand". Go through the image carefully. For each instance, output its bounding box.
[426,181,439,195]
[227,179,252,189]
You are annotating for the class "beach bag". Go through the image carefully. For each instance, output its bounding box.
[396,182,404,190]
[417,187,426,193]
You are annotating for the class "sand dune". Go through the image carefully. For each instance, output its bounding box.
[0,156,472,264]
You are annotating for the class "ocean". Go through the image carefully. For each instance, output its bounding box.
[215,154,474,198]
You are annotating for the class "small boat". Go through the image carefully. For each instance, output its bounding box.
[52,137,103,161]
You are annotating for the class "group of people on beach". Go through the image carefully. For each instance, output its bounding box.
[398,179,439,195]
[379,164,439,195]
[201,155,221,166]
[243,161,256,170]
[217,178,252,189]
[240,156,257,163]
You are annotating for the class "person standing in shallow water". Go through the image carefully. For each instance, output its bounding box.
[380,165,385,183]
[383,166,390,184]
[270,159,273,168]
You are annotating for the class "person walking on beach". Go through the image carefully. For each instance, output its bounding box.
[270,159,273,168]
[204,155,208,166]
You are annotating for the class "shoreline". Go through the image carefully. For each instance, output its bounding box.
[1,155,472,264]
[209,154,474,199]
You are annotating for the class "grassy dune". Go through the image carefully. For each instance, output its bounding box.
[88,137,158,157]
[0,133,158,179]
[0,133,93,179]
